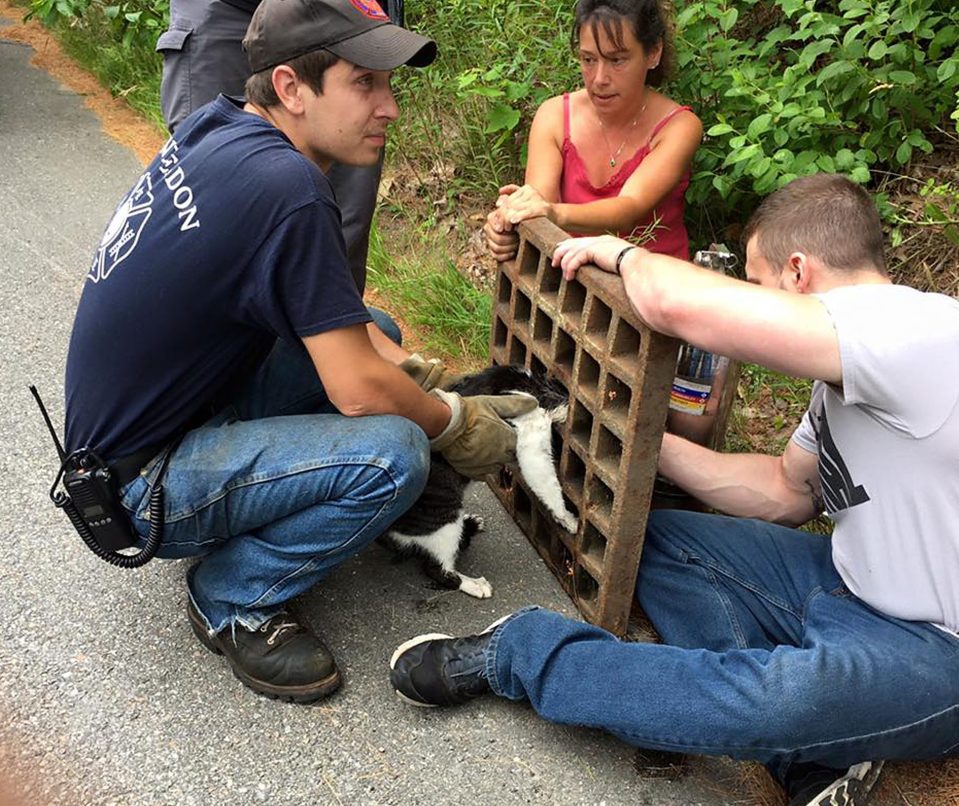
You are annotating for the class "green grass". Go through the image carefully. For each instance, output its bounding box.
[55,18,164,129]
[367,219,492,366]
[389,0,579,205]
[724,363,813,456]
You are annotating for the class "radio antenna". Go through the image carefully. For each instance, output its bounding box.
[29,385,66,463]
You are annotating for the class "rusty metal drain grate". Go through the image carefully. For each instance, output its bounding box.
[488,218,680,636]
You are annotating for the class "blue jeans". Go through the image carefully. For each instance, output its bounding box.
[487,510,959,778]
[120,309,427,634]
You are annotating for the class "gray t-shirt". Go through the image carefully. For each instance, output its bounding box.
[791,284,959,633]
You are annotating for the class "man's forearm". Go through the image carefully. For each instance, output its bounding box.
[338,362,450,437]
[366,321,409,363]
[658,433,817,526]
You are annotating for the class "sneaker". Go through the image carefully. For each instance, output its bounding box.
[188,599,341,704]
[786,760,884,806]
[389,615,511,707]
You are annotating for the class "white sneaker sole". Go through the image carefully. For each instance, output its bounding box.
[802,760,885,806]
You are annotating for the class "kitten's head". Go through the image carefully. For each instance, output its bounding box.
[449,365,568,410]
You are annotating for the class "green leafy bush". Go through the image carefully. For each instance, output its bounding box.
[396,0,578,196]
[28,0,168,52]
[675,0,959,234]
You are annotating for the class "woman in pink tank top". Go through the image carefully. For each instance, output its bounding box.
[485,0,702,261]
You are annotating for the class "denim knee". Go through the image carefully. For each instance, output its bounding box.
[371,415,429,501]
[368,307,402,346]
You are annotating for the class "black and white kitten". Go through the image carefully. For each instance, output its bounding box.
[380,365,578,598]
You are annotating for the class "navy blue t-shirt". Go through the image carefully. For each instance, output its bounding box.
[64,96,371,458]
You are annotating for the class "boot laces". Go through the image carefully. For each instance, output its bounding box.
[261,617,302,646]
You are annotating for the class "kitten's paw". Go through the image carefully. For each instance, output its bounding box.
[557,511,578,533]
[459,575,493,599]
[465,514,485,532]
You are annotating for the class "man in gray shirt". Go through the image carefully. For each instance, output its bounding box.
[389,174,959,806]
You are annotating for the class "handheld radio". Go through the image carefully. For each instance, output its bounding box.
[30,385,167,568]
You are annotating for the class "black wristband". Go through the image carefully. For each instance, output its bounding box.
[615,246,637,275]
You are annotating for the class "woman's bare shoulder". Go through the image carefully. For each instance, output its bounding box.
[566,88,595,115]
[529,94,570,149]
[533,93,567,125]
[649,96,703,145]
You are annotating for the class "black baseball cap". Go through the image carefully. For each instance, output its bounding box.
[243,0,437,74]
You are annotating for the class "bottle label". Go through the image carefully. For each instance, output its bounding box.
[669,378,711,415]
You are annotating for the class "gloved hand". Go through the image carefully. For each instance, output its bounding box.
[429,388,538,480]
[399,354,463,392]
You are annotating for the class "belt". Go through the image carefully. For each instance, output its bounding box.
[109,444,165,487]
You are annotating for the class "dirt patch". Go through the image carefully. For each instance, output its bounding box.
[883,145,959,298]
[363,285,433,358]
[380,163,500,290]
[0,0,164,166]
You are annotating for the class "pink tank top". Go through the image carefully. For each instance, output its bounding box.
[559,93,692,260]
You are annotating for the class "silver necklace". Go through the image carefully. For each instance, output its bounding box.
[598,104,646,168]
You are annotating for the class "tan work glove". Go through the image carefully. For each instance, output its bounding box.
[399,354,463,392]
[429,388,538,480]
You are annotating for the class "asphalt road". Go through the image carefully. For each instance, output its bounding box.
[0,30,733,806]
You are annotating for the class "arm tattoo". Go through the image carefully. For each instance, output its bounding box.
[805,480,825,514]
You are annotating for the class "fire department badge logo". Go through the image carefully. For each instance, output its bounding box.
[89,172,153,283]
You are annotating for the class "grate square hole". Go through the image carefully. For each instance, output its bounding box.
[611,319,641,357]
[582,521,607,564]
[551,426,565,465]
[555,541,574,580]
[577,350,600,400]
[574,566,599,602]
[563,449,586,500]
[596,425,622,476]
[498,274,513,306]
[561,281,587,311]
[587,475,615,522]
[540,261,561,299]
[603,373,632,426]
[509,337,527,366]
[560,281,587,325]
[555,329,575,375]
[530,353,548,378]
[586,298,612,336]
[515,290,532,324]
[493,316,507,348]
[533,308,553,343]
[519,243,539,280]
[514,484,533,533]
[570,400,593,453]
[532,508,550,549]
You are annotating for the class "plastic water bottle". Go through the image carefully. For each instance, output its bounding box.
[666,246,737,446]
